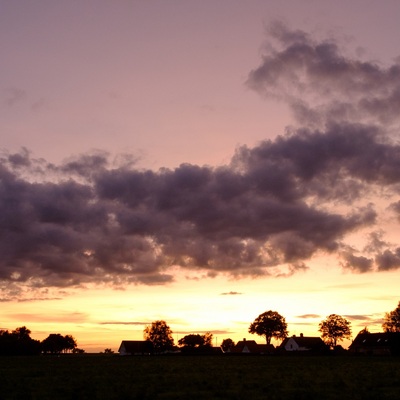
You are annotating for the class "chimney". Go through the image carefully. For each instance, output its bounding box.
[300,333,304,337]
[243,338,246,342]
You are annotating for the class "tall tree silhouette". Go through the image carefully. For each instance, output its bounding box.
[319,314,351,348]
[249,311,288,345]
[143,320,174,353]
[0,326,41,355]
[178,332,213,348]
[178,332,214,354]
[382,301,400,332]
[41,333,77,354]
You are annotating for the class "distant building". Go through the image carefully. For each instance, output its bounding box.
[118,340,153,356]
[229,338,274,354]
[349,332,400,356]
[279,334,328,353]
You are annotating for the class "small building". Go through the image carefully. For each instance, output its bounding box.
[118,340,153,356]
[230,338,274,354]
[280,334,327,353]
[349,332,400,356]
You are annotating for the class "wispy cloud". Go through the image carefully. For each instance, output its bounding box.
[344,314,385,330]
[3,87,26,107]
[99,321,148,326]
[296,314,321,319]
[247,21,400,129]
[9,312,88,324]
[290,321,319,327]
[220,291,243,296]
[344,314,373,321]
[16,297,62,302]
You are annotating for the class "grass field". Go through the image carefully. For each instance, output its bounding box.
[0,354,399,399]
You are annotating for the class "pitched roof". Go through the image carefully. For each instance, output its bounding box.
[231,339,274,354]
[350,332,400,351]
[118,340,153,355]
[280,336,326,351]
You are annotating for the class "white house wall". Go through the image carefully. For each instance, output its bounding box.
[284,338,300,351]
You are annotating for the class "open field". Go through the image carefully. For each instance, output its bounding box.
[0,355,399,400]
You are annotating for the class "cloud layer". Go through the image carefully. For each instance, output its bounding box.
[247,21,400,130]
[1,23,400,292]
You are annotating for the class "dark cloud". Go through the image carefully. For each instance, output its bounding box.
[0,132,394,290]
[7,148,31,169]
[247,21,400,128]
[363,231,389,253]
[340,252,373,273]
[376,248,400,271]
[1,23,400,292]
[389,201,400,223]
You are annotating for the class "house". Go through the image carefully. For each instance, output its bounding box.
[229,338,274,354]
[118,340,154,355]
[349,332,400,356]
[279,334,328,353]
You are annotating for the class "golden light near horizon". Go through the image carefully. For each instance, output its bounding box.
[3,266,397,352]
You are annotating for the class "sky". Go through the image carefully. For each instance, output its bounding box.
[1,0,400,352]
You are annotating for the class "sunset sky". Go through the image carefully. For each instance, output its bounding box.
[1,1,400,352]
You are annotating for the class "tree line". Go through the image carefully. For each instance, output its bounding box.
[143,320,214,354]
[2,301,399,355]
[0,326,83,355]
[143,301,400,353]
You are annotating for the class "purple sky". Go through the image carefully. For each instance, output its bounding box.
[1,1,400,351]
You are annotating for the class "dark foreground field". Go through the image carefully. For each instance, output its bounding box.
[0,354,399,400]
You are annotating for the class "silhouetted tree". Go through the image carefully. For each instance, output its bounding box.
[13,326,31,340]
[14,327,41,355]
[178,334,204,348]
[178,332,214,354]
[319,314,351,348]
[63,335,77,353]
[249,310,288,345]
[0,326,41,355]
[103,348,114,354]
[72,348,85,354]
[382,301,400,332]
[41,333,77,354]
[221,338,235,352]
[0,330,14,355]
[178,332,213,348]
[143,320,174,353]
[42,334,65,354]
